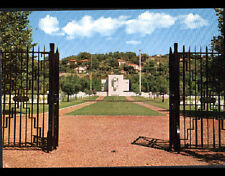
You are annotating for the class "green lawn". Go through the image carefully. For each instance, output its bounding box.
[67,96,164,116]
[102,96,127,101]
[3,96,99,115]
[59,96,99,109]
[131,96,169,110]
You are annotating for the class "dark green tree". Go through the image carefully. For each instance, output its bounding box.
[211,8,224,53]
[0,11,34,51]
[61,75,81,102]
[209,8,225,95]
[61,81,75,102]
[156,76,168,102]
[123,64,136,75]
[0,11,36,95]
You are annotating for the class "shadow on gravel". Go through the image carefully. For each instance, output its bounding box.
[180,148,225,165]
[132,136,225,165]
[131,136,170,152]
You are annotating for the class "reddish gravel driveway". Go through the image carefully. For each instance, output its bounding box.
[3,96,225,167]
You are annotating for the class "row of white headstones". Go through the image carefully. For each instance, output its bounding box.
[1,92,90,104]
[180,96,224,110]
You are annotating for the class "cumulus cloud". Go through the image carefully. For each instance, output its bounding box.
[62,11,178,39]
[124,11,177,36]
[126,40,141,45]
[62,15,128,39]
[38,11,209,39]
[39,15,64,35]
[179,13,208,29]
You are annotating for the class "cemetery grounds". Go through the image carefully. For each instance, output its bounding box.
[3,96,225,167]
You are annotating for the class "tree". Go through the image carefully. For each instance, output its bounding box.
[61,75,81,101]
[157,76,168,102]
[91,75,101,94]
[123,64,136,75]
[140,53,149,62]
[0,11,36,95]
[87,57,99,71]
[128,74,139,93]
[211,8,224,53]
[148,76,158,95]
[74,83,81,99]
[106,57,119,68]
[80,76,89,92]
[77,52,91,60]
[143,60,156,74]
[61,81,75,102]
[209,8,225,95]
[0,11,34,51]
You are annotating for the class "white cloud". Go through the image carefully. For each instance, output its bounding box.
[126,40,141,45]
[38,11,209,39]
[179,13,208,29]
[124,11,177,36]
[39,15,64,35]
[62,15,128,39]
[62,12,178,39]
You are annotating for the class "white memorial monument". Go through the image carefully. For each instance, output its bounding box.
[101,75,129,96]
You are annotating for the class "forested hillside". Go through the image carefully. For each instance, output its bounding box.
[59,51,169,96]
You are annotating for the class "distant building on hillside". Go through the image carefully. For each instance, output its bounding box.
[81,59,89,62]
[128,63,139,72]
[75,66,87,73]
[117,59,126,67]
[68,59,77,64]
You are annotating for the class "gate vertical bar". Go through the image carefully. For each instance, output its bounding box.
[169,43,181,152]
[47,43,55,152]
[182,45,186,147]
[19,49,22,146]
[174,43,181,152]
[25,46,29,146]
[36,47,40,146]
[0,50,3,168]
[2,52,5,146]
[31,46,34,146]
[47,43,59,152]
[188,47,192,147]
[42,46,46,142]
[54,48,59,149]
[205,46,209,148]
[194,47,198,148]
[169,47,174,151]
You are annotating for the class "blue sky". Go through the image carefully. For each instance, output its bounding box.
[28,8,220,59]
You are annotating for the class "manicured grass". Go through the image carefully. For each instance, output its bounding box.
[59,96,99,109]
[67,96,164,116]
[102,96,127,101]
[131,96,169,110]
[4,96,99,115]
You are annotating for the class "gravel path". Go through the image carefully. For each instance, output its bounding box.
[3,96,224,167]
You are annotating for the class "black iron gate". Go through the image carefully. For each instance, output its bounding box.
[169,43,225,152]
[0,43,59,152]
